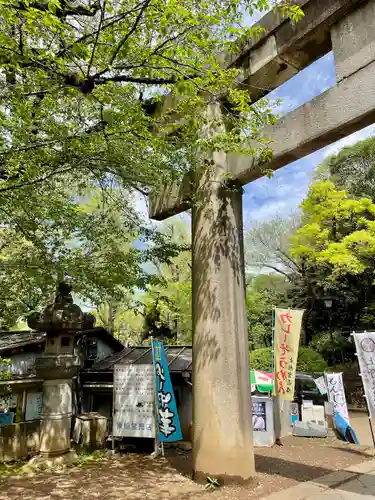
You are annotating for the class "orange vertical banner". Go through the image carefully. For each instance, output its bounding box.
[273,308,304,400]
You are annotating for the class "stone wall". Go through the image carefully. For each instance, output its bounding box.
[0,420,40,462]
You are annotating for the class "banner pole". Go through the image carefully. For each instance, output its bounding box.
[271,307,275,389]
[366,397,375,448]
[151,337,161,458]
[160,339,166,457]
[271,307,282,445]
[352,331,375,448]
[111,380,115,454]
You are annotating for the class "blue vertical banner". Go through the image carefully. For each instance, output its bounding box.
[152,340,182,443]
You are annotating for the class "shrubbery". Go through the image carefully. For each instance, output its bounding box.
[250,346,328,373]
[0,357,12,381]
[309,332,355,366]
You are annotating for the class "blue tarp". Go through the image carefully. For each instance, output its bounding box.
[334,412,359,444]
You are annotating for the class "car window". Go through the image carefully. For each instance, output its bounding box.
[299,378,319,393]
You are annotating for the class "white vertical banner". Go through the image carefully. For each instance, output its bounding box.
[353,331,375,419]
[325,372,349,424]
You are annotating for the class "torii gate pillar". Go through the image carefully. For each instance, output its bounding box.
[191,146,254,483]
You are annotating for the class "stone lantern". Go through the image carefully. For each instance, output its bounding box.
[27,282,95,464]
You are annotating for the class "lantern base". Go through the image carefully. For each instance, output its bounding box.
[27,449,77,470]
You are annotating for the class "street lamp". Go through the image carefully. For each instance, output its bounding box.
[322,296,334,340]
[324,298,333,309]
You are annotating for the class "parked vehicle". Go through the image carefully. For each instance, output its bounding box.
[252,370,326,406]
[294,372,326,406]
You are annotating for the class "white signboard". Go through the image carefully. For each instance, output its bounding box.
[113,363,155,438]
[25,392,43,421]
[353,332,375,419]
[325,373,349,423]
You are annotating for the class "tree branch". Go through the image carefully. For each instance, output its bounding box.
[0,166,75,194]
[14,0,101,18]
[150,26,193,57]
[262,264,292,281]
[56,2,147,57]
[96,73,192,85]
[87,0,106,77]
[107,0,151,68]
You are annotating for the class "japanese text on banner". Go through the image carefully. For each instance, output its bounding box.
[353,332,375,419]
[152,341,182,443]
[325,372,349,423]
[273,308,304,400]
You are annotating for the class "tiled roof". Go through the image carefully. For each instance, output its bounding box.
[0,331,45,354]
[86,345,192,373]
[0,327,124,354]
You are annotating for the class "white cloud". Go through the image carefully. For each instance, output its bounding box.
[133,191,149,219]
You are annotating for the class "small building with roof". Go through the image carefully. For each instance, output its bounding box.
[0,327,124,424]
[80,345,193,441]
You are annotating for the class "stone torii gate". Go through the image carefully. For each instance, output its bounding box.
[149,0,375,484]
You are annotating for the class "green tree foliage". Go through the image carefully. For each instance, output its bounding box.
[91,300,145,343]
[244,217,318,342]
[291,181,375,278]
[250,346,327,373]
[140,217,192,344]
[0,179,180,327]
[309,332,354,366]
[246,137,375,352]
[314,137,375,200]
[0,357,12,380]
[0,0,304,328]
[246,274,290,349]
[246,289,271,349]
[90,217,192,345]
[0,0,303,198]
[290,180,375,333]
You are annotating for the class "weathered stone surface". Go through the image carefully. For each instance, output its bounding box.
[28,449,77,469]
[34,354,79,380]
[228,58,375,185]
[148,173,192,221]
[39,379,73,456]
[0,421,40,462]
[191,106,254,484]
[331,0,375,82]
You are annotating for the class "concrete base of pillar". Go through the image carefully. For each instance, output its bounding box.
[27,449,77,469]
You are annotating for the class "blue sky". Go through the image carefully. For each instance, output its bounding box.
[135,50,375,229]
[242,52,375,230]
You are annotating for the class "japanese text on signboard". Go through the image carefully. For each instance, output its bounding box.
[113,364,155,438]
[274,308,304,400]
[152,341,182,443]
[353,332,375,419]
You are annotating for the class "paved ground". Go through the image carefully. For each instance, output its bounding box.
[262,458,375,500]
[349,411,375,448]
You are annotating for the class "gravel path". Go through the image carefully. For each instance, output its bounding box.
[0,436,372,500]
